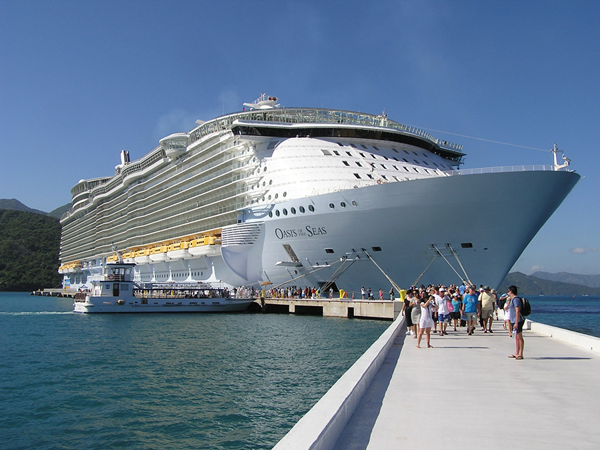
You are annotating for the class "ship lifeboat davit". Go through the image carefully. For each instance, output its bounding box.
[160,133,188,159]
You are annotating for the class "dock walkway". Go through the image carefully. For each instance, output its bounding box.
[333,321,600,450]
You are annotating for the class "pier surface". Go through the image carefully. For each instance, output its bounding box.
[334,321,600,449]
[274,319,600,449]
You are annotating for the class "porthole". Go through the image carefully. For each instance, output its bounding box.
[352,200,358,206]
[283,209,288,215]
[291,207,296,214]
[268,195,272,200]
[263,181,266,187]
[299,206,305,213]
[268,211,273,217]
[269,180,273,185]
[283,192,287,197]
[275,210,280,217]
[275,193,279,199]
[308,205,315,212]
[340,202,346,207]
[264,166,267,171]
[329,203,335,209]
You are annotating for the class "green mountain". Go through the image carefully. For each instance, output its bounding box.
[0,198,71,219]
[531,271,600,289]
[498,272,600,296]
[0,198,47,215]
[48,203,71,219]
[0,209,62,291]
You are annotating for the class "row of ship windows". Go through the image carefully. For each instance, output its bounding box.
[336,142,421,157]
[268,200,359,218]
[322,149,450,169]
[150,271,205,279]
[343,160,438,175]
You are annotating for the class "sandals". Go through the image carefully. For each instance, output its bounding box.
[515,356,523,360]
[508,355,517,358]
[428,345,434,348]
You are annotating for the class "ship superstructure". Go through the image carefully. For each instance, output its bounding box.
[59,96,579,293]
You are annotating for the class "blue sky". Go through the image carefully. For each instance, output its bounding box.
[1,0,598,275]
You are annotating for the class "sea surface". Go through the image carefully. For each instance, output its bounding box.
[526,295,600,338]
[0,292,389,450]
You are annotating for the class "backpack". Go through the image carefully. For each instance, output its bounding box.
[520,297,531,316]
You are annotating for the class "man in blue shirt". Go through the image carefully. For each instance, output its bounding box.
[508,285,525,360]
[461,286,480,335]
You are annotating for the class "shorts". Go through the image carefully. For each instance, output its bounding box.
[513,321,524,334]
[438,313,450,324]
[450,311,461,320]
[481,308,494,319]
[466,312,478,322]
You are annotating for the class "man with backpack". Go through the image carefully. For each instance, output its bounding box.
[507,285,525,360]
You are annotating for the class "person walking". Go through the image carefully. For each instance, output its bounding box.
[451,292,462,331]
[479,286,495,333]
[410,290,421,339]
[402,292,414,335]
[503,295,513,337]
[507,285,525,359]
[461,286,480,335]
[435,287,450,336]
[417,292,435,348]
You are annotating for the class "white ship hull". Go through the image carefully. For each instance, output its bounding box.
[222,169,580,291]
[74,296,253,313]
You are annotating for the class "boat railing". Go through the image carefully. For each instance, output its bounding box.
[444,165,557,176]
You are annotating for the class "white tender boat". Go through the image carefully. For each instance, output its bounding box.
[73,262,254,313]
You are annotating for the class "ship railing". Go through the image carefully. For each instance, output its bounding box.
[188,108,463,152]
[444,165,556,176]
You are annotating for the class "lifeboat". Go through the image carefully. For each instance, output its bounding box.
[134,249,151,265]
[167,241,190,261]
[122,251,135,264]
[149,245,169,262]
[188,236,221,257]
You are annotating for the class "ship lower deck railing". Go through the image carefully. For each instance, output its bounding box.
[445,164,558,175]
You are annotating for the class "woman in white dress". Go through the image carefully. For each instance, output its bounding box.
[417,293,435,348]
[504,297,513,337]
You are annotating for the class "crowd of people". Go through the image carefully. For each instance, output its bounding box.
[401,283,526,358]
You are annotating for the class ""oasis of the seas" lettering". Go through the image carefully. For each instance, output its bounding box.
[274,226,327,240]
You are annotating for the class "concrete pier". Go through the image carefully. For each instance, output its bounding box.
[273,317,600,450]
[256,298,403,320]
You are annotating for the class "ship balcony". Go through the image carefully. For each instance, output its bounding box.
[160,133,189,159]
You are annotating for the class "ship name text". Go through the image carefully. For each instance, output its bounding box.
[274,226,327,240]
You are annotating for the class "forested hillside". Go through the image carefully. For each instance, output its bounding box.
[0,209,62,291]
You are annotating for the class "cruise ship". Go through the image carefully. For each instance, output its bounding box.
[59,94,580,294]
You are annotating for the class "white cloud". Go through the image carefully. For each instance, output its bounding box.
[570,247,598,254]
[531,265,545,272]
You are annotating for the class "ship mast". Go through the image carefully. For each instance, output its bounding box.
[552,143,571,171]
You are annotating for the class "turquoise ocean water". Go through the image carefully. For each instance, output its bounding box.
[526,295,600,338]
[0,292,389,450]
